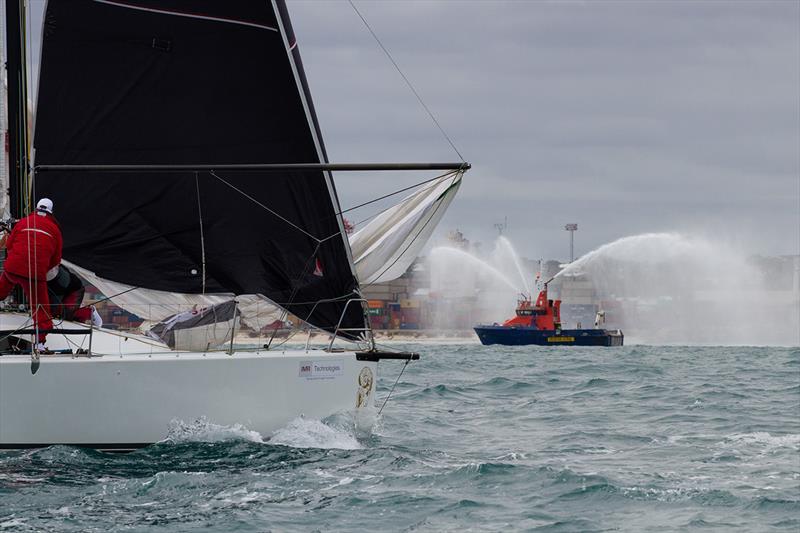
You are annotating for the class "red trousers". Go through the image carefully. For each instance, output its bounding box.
[0,271,53,342]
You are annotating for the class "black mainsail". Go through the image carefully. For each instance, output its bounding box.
[32,0,365,336]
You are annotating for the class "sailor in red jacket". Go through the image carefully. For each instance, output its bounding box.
[0,198,63,351]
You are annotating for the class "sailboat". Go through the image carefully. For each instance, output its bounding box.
[0,0,467,450]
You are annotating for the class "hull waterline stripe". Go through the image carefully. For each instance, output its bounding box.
[92,0,279,32]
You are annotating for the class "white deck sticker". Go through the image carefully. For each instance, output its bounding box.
[299,360,344,380]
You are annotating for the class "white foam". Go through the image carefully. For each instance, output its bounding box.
[724,432,800,451]
[0,518,27,529]
[161,417,265,444]
[493,452,529,461]
[270,417,362,450]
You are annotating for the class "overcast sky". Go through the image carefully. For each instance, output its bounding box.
[289,0,800,260]
[25,1,800,261]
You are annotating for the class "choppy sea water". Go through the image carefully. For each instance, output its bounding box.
[1,344,798,532]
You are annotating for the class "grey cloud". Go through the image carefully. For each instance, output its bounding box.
[287,0,798,258]
[24,0,799,259]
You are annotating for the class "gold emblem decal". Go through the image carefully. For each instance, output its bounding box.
[356,366,374,408]
[547,336,575,342]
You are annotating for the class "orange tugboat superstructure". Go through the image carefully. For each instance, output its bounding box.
[501,287,562,331]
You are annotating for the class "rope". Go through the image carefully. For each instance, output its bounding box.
[378,357,410,415]
[0,315,34,345]
[209,170,321,242]
[338,170,457,217]
[348,0,465,162]
[195,172,207,293]
[267,242,322,349]
[352,170,460,230]
[75,285,139,311]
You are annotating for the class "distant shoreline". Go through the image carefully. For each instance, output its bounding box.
[234,329,480,345]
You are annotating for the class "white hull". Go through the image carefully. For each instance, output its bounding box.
[0,314,377,450]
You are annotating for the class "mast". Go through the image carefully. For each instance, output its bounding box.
[4,0,29,219]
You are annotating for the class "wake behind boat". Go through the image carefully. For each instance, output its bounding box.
[0,0,467,449]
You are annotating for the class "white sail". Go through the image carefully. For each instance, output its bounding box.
[351,171,463,285]
[65,261,284,331]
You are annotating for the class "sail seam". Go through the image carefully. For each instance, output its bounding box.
[92,0,280,32]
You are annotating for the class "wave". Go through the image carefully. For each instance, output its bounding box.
[270,417,363,450]
[474,376,538,392]
[577,377,612,388]
[160,417,265,444]
[406,383,477,401]
[723,432,800,451]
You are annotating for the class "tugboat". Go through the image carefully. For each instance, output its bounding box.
[474,282,623,346]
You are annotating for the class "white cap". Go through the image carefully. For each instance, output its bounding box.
[36,198,53,214]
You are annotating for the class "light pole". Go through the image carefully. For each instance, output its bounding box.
[494,216,508,236]
[565,223,578,262]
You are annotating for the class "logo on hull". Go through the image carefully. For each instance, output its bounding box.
[299,360,343,380]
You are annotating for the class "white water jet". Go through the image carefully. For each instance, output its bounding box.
[427,240,535,329]
[429,247,520,292]
[555,233,799,346]
[496,236,532,295]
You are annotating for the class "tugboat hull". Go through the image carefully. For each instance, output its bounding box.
[474,325,623,346]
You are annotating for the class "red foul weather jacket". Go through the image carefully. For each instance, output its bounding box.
[4,212,63,280]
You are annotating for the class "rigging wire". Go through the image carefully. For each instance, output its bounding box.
[338,169,457,216]
[350,170,461,229]
[195,172,207,294]
[348,0,465,163]
[74,285,140,312]
[267,242,322,349]
[209,170,321,243]
[317,169,459,243]
[378,357,410,416]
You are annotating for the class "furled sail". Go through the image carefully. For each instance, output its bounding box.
[351,171,463,285]
[32,0,365,338]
